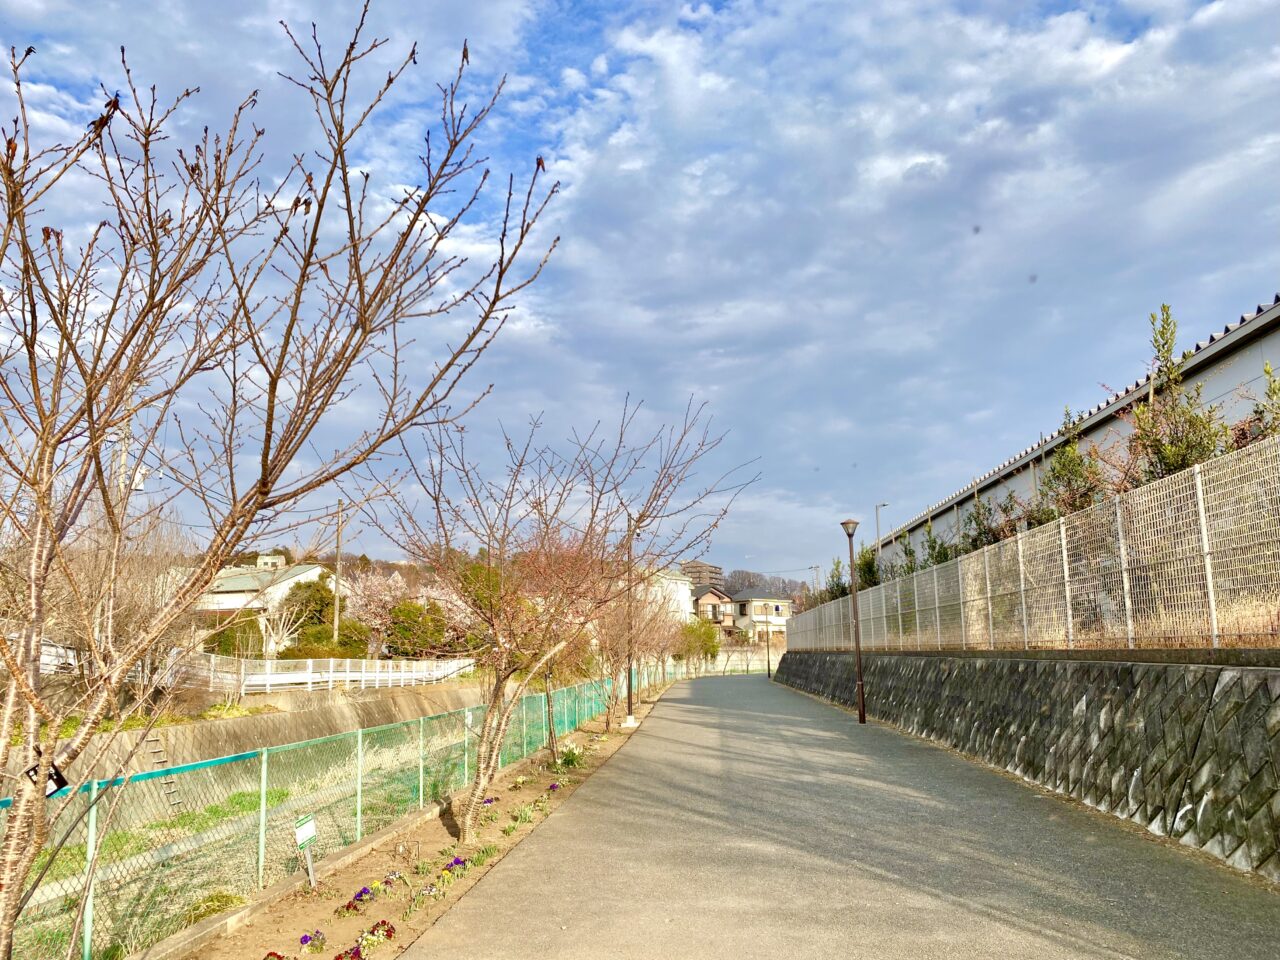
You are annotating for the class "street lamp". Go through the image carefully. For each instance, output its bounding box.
[623,514,638,728]
[875,502,889,560]
[840,518,867,724]
[766,604,779,679]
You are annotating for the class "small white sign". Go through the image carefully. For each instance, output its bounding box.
[295,814,317,851]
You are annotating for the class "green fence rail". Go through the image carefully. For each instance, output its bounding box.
[9,666,685,960]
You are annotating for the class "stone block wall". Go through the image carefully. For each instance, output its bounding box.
[775,650,1280,882]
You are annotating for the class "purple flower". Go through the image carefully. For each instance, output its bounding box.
[549,782,560,791]
[449,856,467,868]
[300,934,311,945]
[482,797,496,805]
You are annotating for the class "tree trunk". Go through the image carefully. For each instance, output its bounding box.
[544,671,559,765]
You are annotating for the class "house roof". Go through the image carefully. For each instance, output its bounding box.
[207,563,326,594]
[730,588,789,602]
[880,292,1280,546]
[693,585,731,601]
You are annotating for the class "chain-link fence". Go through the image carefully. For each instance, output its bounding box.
[790,432,1280,652]
[8,665,689,960]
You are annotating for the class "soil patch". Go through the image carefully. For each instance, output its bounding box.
[180,686,671,960]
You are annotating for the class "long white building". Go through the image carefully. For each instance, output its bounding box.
[877,293,1280,565]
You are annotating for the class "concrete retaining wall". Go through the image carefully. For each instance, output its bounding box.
[774,650,1280,882]
[22,683,492,786]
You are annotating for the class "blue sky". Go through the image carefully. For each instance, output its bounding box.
[3,0,1278,577]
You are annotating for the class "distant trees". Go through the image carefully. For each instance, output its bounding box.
[724,569,805,598]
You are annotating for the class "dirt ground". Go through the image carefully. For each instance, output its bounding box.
[187,689,667,960]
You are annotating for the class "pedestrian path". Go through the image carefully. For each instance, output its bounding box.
[404,675,1280,959]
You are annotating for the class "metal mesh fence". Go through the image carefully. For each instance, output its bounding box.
[9,666,696,960]
[789,433,1280,652]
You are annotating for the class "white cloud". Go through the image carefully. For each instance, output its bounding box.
[5,0,1280,572]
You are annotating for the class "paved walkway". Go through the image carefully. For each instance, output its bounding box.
[405,676,1280,959]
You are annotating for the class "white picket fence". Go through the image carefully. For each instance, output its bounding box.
[37,643,475,695]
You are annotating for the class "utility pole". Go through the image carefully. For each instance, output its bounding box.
[875,502,889,562]
[332,499,343,648]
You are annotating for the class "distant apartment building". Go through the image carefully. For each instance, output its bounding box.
[681,560,724,590]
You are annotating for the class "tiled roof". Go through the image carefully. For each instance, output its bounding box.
[883,293,1280,543]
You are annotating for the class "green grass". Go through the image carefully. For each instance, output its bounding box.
[149,787,289,834]
[33,830,153,883]
[470,843,499,868]
[511,804,534,826]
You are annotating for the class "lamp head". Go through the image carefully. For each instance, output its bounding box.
[840,518,859,538]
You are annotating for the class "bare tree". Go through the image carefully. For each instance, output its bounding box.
[258,601,308,659]
[383,400,751,844]
[0,8,556,952]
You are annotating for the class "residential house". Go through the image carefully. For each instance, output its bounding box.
[193,556,332,619]
[693,585,736,639]
[646,568,695,624]
[731,588,791,647]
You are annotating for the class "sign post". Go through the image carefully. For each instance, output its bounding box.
[295,814,318,889]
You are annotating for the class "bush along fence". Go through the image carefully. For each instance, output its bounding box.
[8,663,684,960]
[791,431,1280,653]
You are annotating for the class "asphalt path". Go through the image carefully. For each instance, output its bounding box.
[404,675,1280,959]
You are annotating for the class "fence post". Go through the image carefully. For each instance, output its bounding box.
[1059,519,1074,648]
[895,580,904,649]
[418,716,425,810]
[982,548,995,649]
[1193,463,1221,647]
[264,658,273,694]
[307,658,313,692]
[329,657,335,690]
[361,660,367,690]
[958,564,968,651]
[521,697,528,758]
[1114,496,1136,649]
[1016,535,1029,650]
[932,567,942,648]
[355,728,364,841]
[257,750,268,888]
[208,655,215,692]
[81,780,99,960]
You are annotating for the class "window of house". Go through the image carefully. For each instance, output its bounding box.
[738,602,747,616]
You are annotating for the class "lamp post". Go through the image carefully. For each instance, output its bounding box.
[623,514,637,728]
[766,604,780,678]
[841,518,867,724]
[875,502,889,561]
